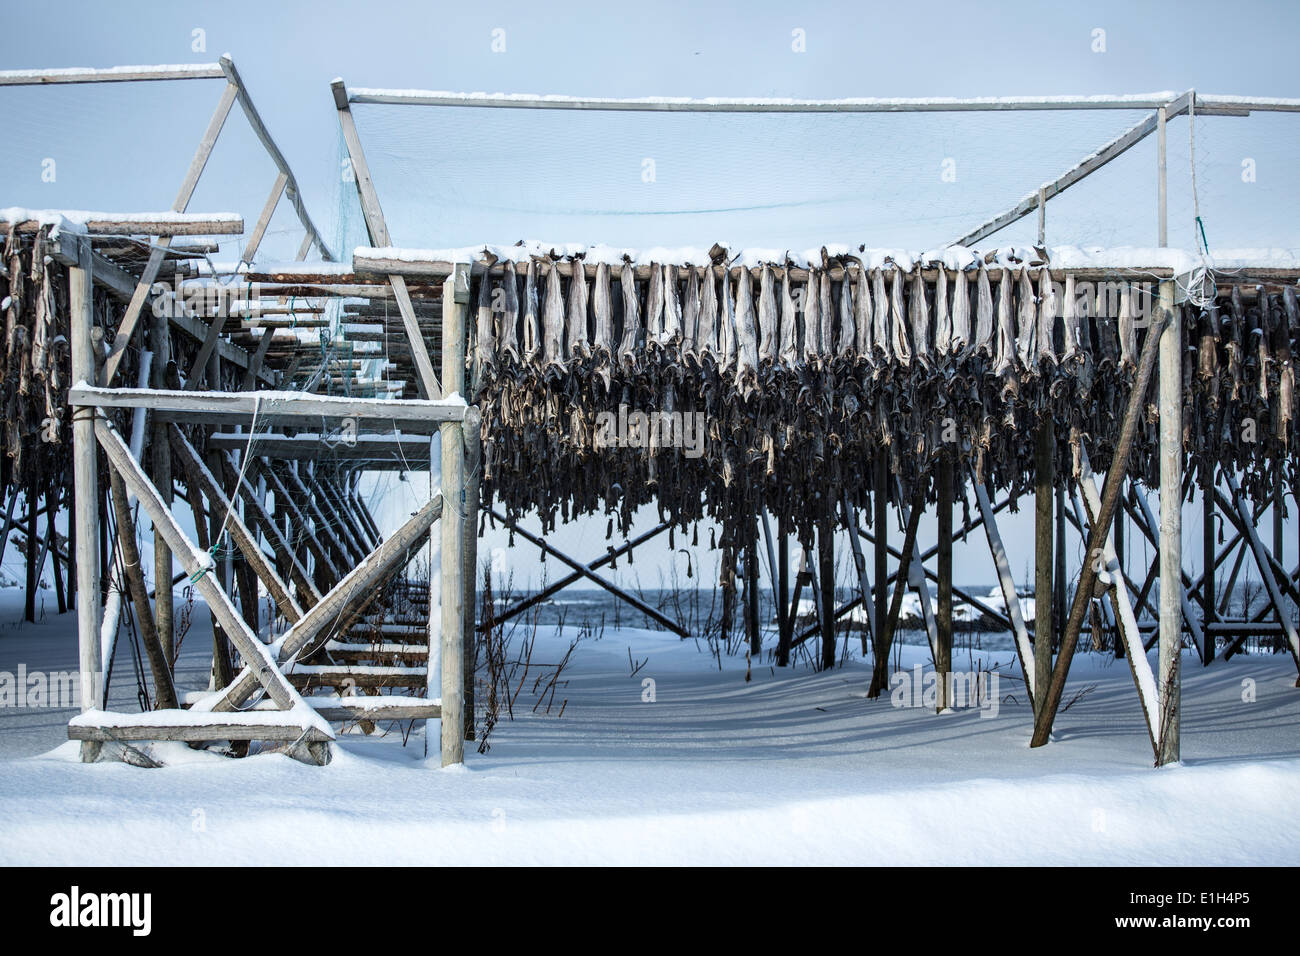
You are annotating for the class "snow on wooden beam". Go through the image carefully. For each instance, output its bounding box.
[0,63,226,85]
[68,384,467,433]
[0,210,244,235]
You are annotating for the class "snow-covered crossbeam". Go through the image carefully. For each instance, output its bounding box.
[0,208,244,236]
[345,87,1300,115]
[69,384,466,434]
[0,63,225,85]
[354,243,1300,281]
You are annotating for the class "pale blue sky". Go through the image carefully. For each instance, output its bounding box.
[2,0,1297,590]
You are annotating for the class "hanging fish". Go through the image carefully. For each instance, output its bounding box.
[1060,273,1081,362]
[541,258,566,373]
[933,267,951,359]
[592,261,613,390]
[1116,282,1138,375]
[819,268,835,359]
[733,267,759,396]
[778,267,798,367]
[908,264,931,369]
[757,263,777,363]
[872,268,891,366]
[473,264,497,380]
[720,264,737,370]
[697,265,719,363]
[1014,266,1037,372]
[644,263,664,349]
[972,265,994,358]
[1036,268,1057,368]
[681,266,700,361]
[950,268,971,357]
[566,258,590,361]
[662,264,683,346]
[992,269,1015,377]
[889,267,911,367]
[522,258,540,363]
[853,261,873,362]
[617,261,642,368]
[802,270,821,365]
[498,261,520,363]
[837,271,855,360]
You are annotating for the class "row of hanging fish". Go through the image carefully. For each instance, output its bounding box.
[470,249,1298,546]
[2,227,72,489]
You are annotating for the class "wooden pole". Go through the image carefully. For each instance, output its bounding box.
[440,263,469,765]
[873,453,889,648]
[818,510,836,671]
[1031,309,1169,747]
[842,491,874,656]
[70,239,102,761]
[151,293,174,663]
[776,511,791,666]
[107,467,178,709]
[937,456,954,711]
[461,408,481,741]
[868,481,926,698]
[1034,419,1054,717]
[1156,282,1181,765]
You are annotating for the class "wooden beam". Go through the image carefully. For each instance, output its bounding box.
[332,77,441,398]
[94,415,325,723]
[100,81,239,386]
[973,477,1036,703]
[68,385,467,432]
[168,425,305,624]
[209,493,443,711]
[69,239,102,761]
[0,63,225,85]
[1156,278,1180,765]
[1031,308,1169,747]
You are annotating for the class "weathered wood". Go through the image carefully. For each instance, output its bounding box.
[868,481,925,699]
[842,491,873,656]
[100,81,239,387]
[253,460,341,586]
[440,262,469,765]
[936,456,953,710]
[94,416,321,720]
[1156,278,1180,765]
[107,466,179,710]
[1031,308,1169,747]
[1077,454,1162,755]
[69,385,467,431]
[69,240,102,762]
[1034,419,1054,717]
[972,477,1035,703]
[0,63,226,85]
[208,494,444,711]
[168,425,305,623]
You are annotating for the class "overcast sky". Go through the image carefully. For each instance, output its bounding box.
[3,0,1297,591]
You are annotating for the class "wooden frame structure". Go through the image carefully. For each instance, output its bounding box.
[2,69,1295,770]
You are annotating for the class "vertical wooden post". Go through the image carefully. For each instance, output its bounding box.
[1157,279,1181,765]
[745,516,761,657]
[440,263,470,766]
[1202,465,1216,664]
[776,511,791,666]
[1157,106,1168,247]
[461,408,481,741]
[818,511,836,671]
[151,296,174,664]
[936,456,953,711]
[873,453,889,642]
[24,472,38,623]
[1114,490,1125,658]
[69,239,102,761]
[1055,486,1067,653]
[1034,420,1054,716]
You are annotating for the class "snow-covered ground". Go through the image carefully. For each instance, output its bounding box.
[1,588,1298,865]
